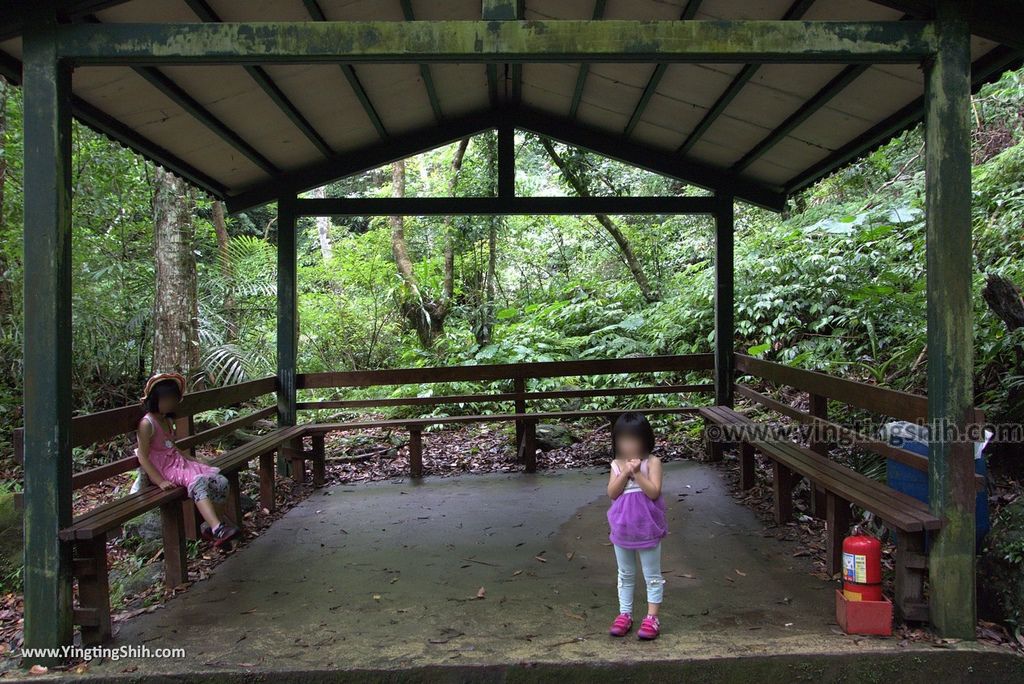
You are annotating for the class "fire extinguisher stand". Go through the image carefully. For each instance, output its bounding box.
[836,526,893,636]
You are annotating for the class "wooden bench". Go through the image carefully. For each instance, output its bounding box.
[304,407,700,478]
[699,405,940,622]
[57,424,307,645]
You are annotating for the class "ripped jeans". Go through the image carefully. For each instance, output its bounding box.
[613,543,664,615]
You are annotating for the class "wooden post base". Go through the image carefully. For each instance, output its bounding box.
[74,534,112,646]
[312,434,326,487]
[259,450,276,512]
[739,441,755,490]
[224,470,245,528]
[409,428,423,478]
[895,531,930,622]
[522,419,537,473]
[704,419,724,462]
[160,501,188,588]
[285,438,305,484]
[825,492,852,576]
[772,460,796,524]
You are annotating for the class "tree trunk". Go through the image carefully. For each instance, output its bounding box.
[982,273,1024,424]
[475,133,499,345]
[152,167,200,380]
[390,160,437,346]
[476,216,498,346]
[0,76,9,316]
[389,140,470,348]
[212,199,230,275]
[310,186,334,262]
[211,199,238,342]
[540,137,660,303]
[441,138,470,312]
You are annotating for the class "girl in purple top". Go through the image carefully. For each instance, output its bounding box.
[606,412,667,640]
[136,373,240,547]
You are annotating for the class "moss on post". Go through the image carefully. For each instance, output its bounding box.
[924,0,976,639]
[21,1,74,662]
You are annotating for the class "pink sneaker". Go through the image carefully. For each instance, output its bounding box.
[637,614,660,640]
[609,613,632,637]
[211,522,240,548]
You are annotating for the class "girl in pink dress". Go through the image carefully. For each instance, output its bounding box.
[606,412,667,640]
[136,373,239,547]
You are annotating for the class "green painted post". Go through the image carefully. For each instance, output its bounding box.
[482,0,518,21]
[276,196,298,475]
[924,0,975,639]
[714,193,735,408]
[498,123,515,198]
[21,2,74,661]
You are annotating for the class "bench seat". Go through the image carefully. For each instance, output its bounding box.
[61,424,308,646]
[700,405,937,622]
[305,406,699,476]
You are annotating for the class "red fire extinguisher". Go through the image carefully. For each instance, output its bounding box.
[842,528,882,602]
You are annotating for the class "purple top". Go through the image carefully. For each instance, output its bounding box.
[607,459,668,550]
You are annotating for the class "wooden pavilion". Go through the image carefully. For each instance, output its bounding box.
[3,0,1020,661]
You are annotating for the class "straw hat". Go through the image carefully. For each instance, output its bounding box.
[140,372,186,403]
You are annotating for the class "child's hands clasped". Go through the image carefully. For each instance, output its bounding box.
[626,458,642,477]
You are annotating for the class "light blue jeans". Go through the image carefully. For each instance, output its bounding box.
[613,543,665,615]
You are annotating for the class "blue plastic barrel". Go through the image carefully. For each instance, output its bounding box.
[883,421,990,551]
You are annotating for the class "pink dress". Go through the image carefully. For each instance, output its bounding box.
[137,413,219,498]
[607,458,668,549]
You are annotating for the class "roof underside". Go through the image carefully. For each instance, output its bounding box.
[1,0,1021,212]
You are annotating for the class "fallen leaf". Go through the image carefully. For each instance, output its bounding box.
[476,587,486,599]
[735,569,747,577]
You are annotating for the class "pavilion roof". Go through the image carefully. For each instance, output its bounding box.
[1,0,1020,212]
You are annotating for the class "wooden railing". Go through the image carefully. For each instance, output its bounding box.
[734,354,985,481]
[295,354,715,412]
[13,377,277,491]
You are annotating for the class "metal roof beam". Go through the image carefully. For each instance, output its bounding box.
[675,0,815,155]
[399,0,443,122]
[512,107,786,211]
[568,0,607,120]
[482,0,521,107]
[784,44,1023,196]
[623,0,703,138]
[294,195,718,216]
[732,64,871,173]
[79,14,279,176]
[225,111,498,213]
[185,0,334,158]
[131,65,279,175]
[868,0,1024,50]
[57,21,939,65]
[0,48,228,197]
[302,0,388,139]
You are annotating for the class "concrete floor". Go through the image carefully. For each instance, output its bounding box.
[80,461,1016,681]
